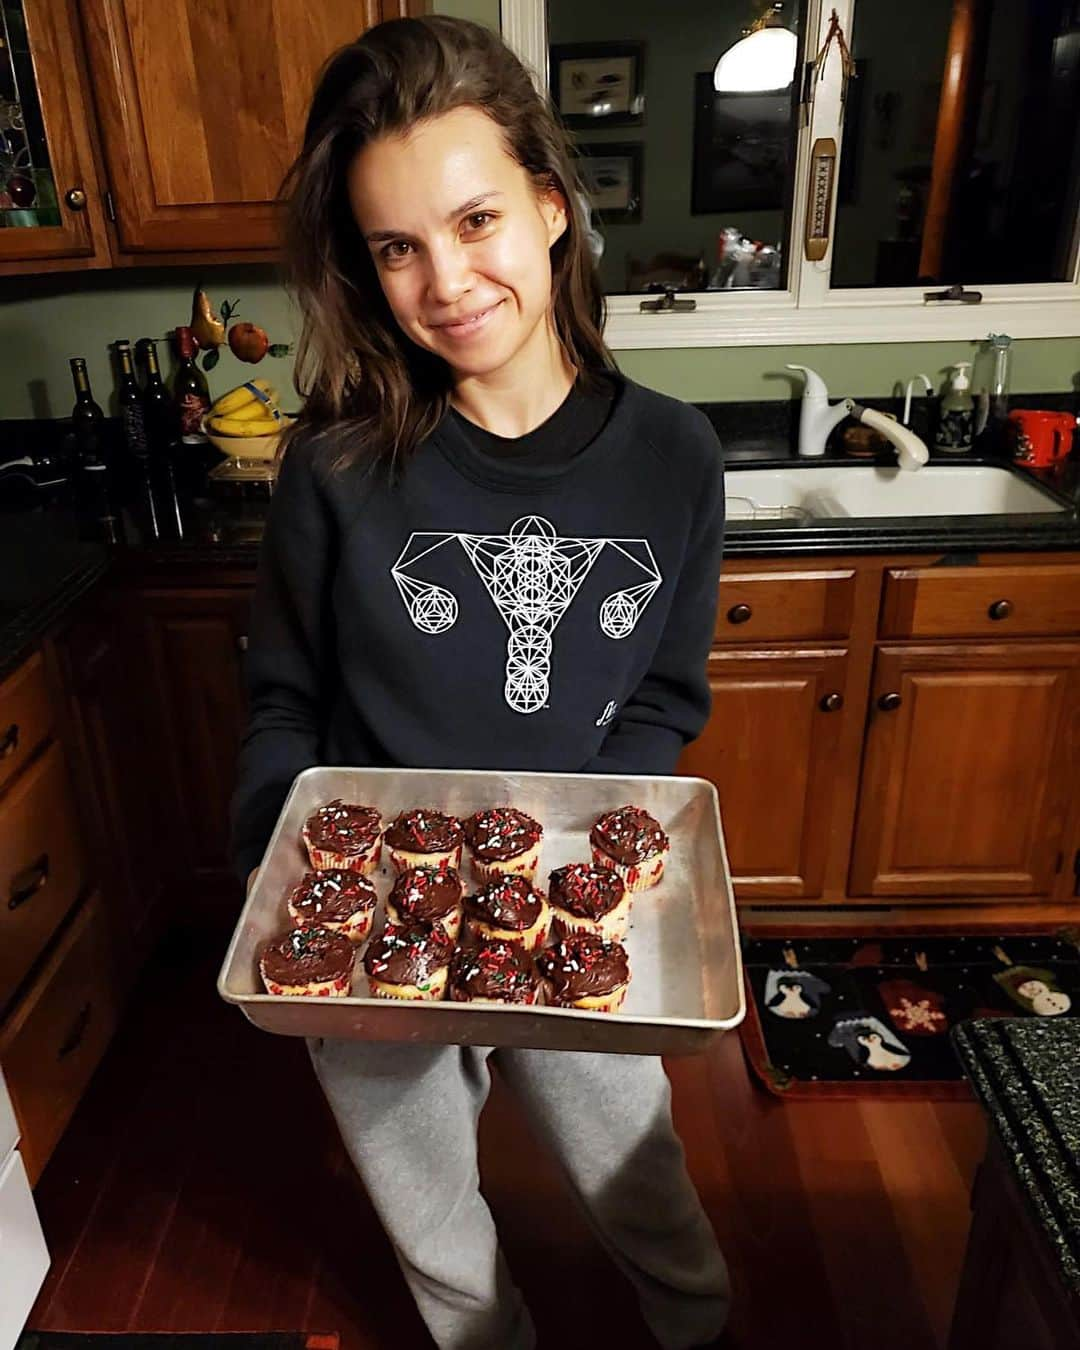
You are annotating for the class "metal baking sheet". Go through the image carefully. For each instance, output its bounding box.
[217,767,745,1056]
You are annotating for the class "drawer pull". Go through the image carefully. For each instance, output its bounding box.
[819,692,844,712]
[57,1001,92,1059]
[988,598,1013,620]
[727,603,752,625]
[9,852,49,910]
[0,722,18,758]
[878,692,902,712]
[237,634,249,652]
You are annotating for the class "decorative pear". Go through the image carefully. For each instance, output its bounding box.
[190,285,226,350]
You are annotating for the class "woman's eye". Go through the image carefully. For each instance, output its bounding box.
[465,212,495,231]
[380,240,412,261]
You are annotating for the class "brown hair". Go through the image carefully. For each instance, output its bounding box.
[279,14,615,475]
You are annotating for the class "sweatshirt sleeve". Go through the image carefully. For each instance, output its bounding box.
[580,425,724,777]
[230,443,336,883]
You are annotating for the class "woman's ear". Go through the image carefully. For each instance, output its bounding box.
[541,183,569,247]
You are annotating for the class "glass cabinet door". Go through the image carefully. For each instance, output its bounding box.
[0,0,102,264]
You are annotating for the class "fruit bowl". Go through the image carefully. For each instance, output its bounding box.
[203,413,295,463]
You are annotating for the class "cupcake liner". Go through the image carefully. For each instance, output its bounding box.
[303,833,382,876]
[469,901,551,953]
[551,893,632,943]
[469,838,542,885]
[287,900,375,945]
[259,970,352,998]
[368,968,449,1001]
[385,900,462,941]
[590,844,667,893]
[387,843,463,876]
[569,983,630,1014]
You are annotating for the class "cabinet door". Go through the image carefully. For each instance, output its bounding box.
[77,0,421,254]
[141,588,252,882]
[679,648,851,900]
[0,0,109,269]
[850,643,1080,899]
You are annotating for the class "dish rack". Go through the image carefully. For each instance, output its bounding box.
[726,490,810,523]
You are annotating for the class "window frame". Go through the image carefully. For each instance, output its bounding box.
[504,0,1080,348]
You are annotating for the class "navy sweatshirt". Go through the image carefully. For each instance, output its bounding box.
[230,372,725,882]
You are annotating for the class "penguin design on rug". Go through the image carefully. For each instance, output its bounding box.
[828,1014,912,1072]
[764,968,832,1019]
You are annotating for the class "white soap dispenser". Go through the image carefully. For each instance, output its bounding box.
[786,364,850,457]
[936,362,975,453]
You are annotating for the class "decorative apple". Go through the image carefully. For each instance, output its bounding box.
[227,321,270,364]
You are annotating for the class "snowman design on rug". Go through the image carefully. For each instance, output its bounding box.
[391,515,663,713]
[764,968,832,1019]
[828,1014,912,1072]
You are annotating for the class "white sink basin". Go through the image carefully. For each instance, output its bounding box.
[724,464,1068,521]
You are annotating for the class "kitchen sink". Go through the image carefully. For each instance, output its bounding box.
[724,464,1069,521]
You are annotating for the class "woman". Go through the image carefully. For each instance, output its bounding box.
[232,16,729,1349]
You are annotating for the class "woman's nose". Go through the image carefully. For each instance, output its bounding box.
[425,241,472,306]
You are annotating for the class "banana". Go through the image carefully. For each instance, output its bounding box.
[227,398,282,423]
[209,412,283,437]
[211,379,279,417]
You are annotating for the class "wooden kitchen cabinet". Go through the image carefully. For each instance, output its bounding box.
[77,0,427,257]
[0,0,111,272]
[139,587,252,883]
[849,642,1080,900]
[680,647,856,899]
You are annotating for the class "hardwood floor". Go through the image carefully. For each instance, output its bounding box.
[27,931,986,1350]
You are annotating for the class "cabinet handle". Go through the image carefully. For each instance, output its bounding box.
[726,603,752,625]
[988,598,1013,620]
[237,634,249,652]
[819,692,844,712]
[878,692,902,712]
[64,187,87,211]
[9,852,49,910]
[0,722,17,758]
[57,1002,93,1060]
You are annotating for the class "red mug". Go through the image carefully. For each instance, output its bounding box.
[1008,409,1077,467]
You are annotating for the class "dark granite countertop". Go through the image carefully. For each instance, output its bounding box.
[951,1018,1080,1297]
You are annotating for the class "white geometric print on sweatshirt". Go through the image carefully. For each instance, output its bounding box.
[391,515,662,713]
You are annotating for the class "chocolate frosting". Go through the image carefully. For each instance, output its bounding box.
[590,805,669,865]
[289,869,377,924]
[384,808,463,853]
[305,800,381,854]
[364,921,453,986]
[260,925,354,986]
[464,807,542,862]
[449,940,541,1003]
[538,934,630,1003]
[390,866,464,923]
[464,875,545,932]
[548,862,626,919]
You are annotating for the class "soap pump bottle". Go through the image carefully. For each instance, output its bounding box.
[936,362,974,453]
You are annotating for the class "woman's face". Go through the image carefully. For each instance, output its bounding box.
[348,106,568,382]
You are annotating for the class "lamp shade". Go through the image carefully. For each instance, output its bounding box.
[713,24,798,92]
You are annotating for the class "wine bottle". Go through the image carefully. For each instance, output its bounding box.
[69,357,105,461]
[69,357,120,543]
[136,337,184,539]
[114,339,159,540]
[172,326,211,445]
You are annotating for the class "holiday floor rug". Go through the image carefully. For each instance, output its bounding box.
[738,928,1080,1099]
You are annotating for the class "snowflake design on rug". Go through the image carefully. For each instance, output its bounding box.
[391,515,662,713]
[889,997,948,1034]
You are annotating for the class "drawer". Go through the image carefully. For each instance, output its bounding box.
[715,569,856,643]
[0,1069,16,1162]
[0,893,118,1187]
[0,741,87,1013]
[880,564,1080,639]
[0,1150,50,1349]
[0,651,54,796]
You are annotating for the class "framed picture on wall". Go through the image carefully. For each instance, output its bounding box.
[576,142,643,223]
[550,42,645,129]
[691,72,795,214]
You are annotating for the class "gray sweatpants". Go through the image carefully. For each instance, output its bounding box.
[308,1038,730,1350]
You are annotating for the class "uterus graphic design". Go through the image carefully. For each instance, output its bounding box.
[390,515,662,713]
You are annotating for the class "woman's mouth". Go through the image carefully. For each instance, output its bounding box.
[435,300,504,339]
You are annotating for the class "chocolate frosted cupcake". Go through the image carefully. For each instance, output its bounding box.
[363,921,454,1001]
[386,865,465,940]
[449,939,543,1005]
[538,933,632,1013]
[548,862,631,942]
[590,805,670,892]
[464,807,543,883]
[302,799,382,875]
[384,809,464,874]
[464,874,552,953]
[287,869,378,944]
[259,925,355,997]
